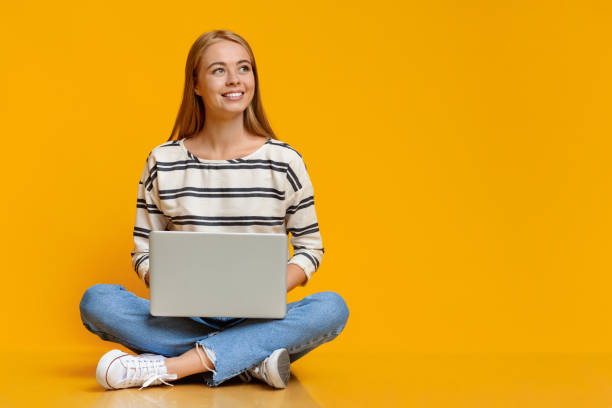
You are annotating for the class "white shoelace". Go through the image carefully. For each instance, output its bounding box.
[239,370,253,382]
[118,357,178,390]
[253,361,269,382]
[240,359,267,383]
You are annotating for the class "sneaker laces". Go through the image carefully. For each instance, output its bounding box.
[241,359,268,383]
[118,357,177,390]
[238,370,252,382]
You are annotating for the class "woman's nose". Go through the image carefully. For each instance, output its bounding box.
[226,69,240,85]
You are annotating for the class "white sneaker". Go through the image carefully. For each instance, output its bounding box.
[96,349,178,390]
[239,348,290,389]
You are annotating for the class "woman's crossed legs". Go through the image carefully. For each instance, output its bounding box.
[79,284,349,387]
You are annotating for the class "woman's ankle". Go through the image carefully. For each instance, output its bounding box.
[164,347,214,379]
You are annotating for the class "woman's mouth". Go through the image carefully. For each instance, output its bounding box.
[222,92,244,101]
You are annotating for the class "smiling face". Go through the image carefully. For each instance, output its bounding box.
[194,40,256,119]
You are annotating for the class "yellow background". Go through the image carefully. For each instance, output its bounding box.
[1,0,611,357]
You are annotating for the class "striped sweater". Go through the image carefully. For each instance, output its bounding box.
[130,137,324,287]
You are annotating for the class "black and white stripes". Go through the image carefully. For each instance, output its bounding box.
[170,215,286,227]
[158,187,285,201]
[286,196,315,214]
[133,226,150,239]
[130,137,324,286]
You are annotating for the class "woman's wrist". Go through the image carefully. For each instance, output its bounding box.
[287,263,307,292]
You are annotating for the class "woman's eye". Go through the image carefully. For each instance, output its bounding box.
[212,66,249,74]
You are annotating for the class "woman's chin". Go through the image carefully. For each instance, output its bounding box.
[210,107,247,118]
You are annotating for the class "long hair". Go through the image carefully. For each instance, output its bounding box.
[167,30,277,141]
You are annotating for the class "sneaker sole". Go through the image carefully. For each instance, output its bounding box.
[268,348,291,389]
[96,349,128,390]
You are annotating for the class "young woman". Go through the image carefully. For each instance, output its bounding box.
[79,30,349,390]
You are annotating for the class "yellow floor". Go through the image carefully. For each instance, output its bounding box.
[3,350,612,407]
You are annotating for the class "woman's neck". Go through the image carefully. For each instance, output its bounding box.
[192,114,254,151]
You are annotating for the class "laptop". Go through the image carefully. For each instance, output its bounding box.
[149,231,288,319]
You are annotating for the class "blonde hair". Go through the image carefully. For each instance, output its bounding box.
[167,30,277,141]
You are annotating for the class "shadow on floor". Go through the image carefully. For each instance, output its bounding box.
[31,350,320,407]
[88,373,320,408]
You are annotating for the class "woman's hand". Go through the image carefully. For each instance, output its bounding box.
[144,272,150,288]
[286,264,307,292]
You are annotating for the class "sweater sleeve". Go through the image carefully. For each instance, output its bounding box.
[130,154,169,285]
[285,156,324,286]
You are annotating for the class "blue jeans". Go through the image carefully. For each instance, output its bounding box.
[79,284,349,386]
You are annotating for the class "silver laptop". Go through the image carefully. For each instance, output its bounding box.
[149,231,287,318]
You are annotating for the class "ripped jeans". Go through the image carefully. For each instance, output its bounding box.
[79,284,349,386]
